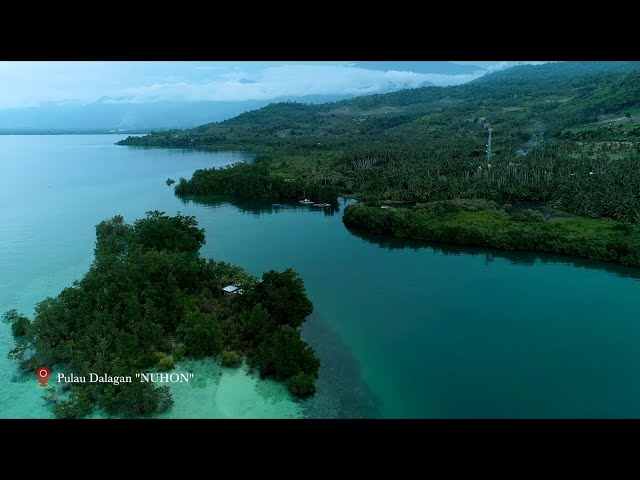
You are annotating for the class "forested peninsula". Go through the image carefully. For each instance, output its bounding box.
[118,62,640,266]
[4,212,319,418]
[343,199,640,267]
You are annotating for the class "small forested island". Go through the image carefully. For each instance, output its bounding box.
[118,62,640,267]
[3,211,319,418]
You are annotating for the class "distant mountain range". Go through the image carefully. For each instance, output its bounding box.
[0,62,503,133]
[0,95,357,134]
[353,61,484,75]
[120,61,640,151]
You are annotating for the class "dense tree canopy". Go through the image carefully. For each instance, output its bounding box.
[343,201,640,267]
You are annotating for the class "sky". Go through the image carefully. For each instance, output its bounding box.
[0,61,546,110]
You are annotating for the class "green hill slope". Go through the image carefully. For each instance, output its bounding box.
[118,61,640,224]
[120,61,640,148]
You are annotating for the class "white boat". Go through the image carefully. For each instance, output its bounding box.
[299,198,314,204]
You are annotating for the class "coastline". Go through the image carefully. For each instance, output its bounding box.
[342,201,640,269]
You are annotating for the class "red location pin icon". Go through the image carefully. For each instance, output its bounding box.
[36,367,51,388]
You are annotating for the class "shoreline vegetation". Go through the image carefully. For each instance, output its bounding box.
[3,212,319,418]
[174,160,339,203]
[343,200,640,268]
[117,62,640,268]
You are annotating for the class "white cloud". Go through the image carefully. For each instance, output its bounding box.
[483,61,548,73]
[107,64,487,104]
[0,61,542,109]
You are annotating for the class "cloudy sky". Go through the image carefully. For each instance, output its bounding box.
[0,61,546,109]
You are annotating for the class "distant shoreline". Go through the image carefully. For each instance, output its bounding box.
[0,130,157,136]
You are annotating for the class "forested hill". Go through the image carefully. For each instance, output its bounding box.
[471,61,640,84]
[119,62,640,225]
[118,61,640,150]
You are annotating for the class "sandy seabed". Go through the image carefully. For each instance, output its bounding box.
[159,359,302,419]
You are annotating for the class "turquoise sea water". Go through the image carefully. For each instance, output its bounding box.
[2,135,640,418]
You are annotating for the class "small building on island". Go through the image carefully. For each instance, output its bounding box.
[222,285,244,295]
